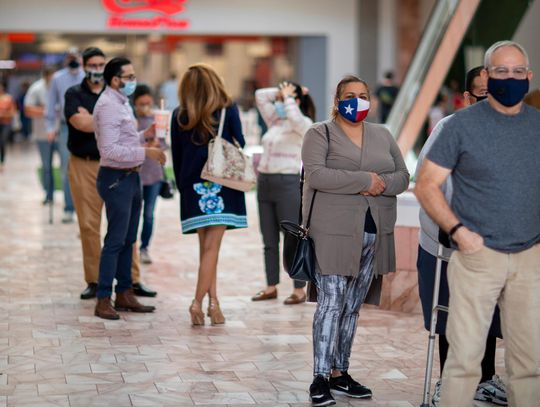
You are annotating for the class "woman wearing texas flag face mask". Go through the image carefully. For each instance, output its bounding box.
[302,75,409,406]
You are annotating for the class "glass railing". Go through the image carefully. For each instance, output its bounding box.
[385,0,460,141]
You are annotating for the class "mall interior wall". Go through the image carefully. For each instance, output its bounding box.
[0,0,360,111]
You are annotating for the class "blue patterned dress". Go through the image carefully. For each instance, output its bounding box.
[170,104,248,234]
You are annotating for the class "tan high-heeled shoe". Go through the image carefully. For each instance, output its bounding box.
[207,298,225,325]
[189,299,205,326]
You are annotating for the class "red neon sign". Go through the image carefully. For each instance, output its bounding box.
[102,0,190,30]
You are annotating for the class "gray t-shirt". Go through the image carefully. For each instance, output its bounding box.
[24,78,48,141]
[416,115,453,258]
[427,100,540,253]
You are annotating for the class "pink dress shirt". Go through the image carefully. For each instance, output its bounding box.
[93,86,145,169]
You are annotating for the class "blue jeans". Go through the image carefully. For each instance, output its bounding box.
[140,181,161,250]
[58,123,74,213]
[96,167,142,299]
[36,140,58,201]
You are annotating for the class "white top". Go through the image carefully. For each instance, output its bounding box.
[24,78,48,141]
[255,87,312,174]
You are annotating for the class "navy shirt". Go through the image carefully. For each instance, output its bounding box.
[171,104,246,191]
[427,100,540,253]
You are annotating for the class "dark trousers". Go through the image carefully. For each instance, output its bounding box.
[140,181,161,250]
[96,167,142,298]
[0,124,9,164]
[257,173,305,289]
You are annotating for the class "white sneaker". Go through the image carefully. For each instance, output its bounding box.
[475,375,507,405]
[140,249,152,264]
[432,380,441,407]
[62,211,74,224]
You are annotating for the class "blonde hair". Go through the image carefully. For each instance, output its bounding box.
[331,75,370,120]
[177,63,232,144]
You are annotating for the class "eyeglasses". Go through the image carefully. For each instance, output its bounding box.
[118,74,136,81]
[488,65,529,80]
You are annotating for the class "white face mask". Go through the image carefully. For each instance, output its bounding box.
[85,69,104,84]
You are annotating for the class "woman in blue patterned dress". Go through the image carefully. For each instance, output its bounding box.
[170,63,247,326]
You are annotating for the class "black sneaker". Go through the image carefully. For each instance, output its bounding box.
[329,371,372,399]
[309,375,336,406]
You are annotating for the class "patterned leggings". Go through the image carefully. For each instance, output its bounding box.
[312,232,376,377]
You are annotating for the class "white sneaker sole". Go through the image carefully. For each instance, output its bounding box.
[310,398,336,407]
[330,388,372,398]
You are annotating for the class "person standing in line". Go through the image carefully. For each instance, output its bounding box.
[24,66,55,203]
[93,57,165,320]
[0,81,17,171]
[16,81,32,141]
[415,66,507,407]
[415,41,540,407]
[251,81,315,304]
[46,47,85,223]
[171,63,248,326]
[303,75,409,406]
[374,71,399,123]
[132,84,165,265]
[64,48,156,300]
[159,72,179,111]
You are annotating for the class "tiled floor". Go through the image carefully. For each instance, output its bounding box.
[0,143,502,406]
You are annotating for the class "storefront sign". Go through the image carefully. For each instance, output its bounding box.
[102,0,190,30]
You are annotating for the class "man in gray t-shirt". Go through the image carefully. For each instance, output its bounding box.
[24,67,55,204]
[415,41,540,407]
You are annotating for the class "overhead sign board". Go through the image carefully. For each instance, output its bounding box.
[102,0,190,30]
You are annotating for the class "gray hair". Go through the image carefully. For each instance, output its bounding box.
[484,40,529,68]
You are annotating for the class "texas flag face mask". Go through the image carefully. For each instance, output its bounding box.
[337,98,370,123]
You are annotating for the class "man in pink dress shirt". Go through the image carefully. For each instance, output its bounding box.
[93,57,166,320]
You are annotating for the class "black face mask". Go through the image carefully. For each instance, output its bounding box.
[68,59,80,69]
[487,77,529,107]
[470,93,487,102]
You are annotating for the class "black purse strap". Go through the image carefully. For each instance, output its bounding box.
[301,123,330,229]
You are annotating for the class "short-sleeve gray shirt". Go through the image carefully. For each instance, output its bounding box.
[427,100,540,253]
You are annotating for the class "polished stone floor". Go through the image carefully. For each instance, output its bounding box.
[0,143,501,406]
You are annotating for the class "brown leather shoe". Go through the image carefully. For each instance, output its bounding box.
[283,293,307,305]
[115,289,155,313]
[251,289,278,301]
[95,297,120,320]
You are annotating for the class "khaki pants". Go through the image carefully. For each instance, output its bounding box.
[440,244,540,407]
[68,155,140,284]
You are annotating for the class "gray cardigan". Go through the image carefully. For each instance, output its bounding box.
[302,120,409,302]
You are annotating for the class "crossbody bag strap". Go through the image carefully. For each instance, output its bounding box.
[302,123,331,229]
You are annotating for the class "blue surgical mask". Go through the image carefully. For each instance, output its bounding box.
[274,101,287,119]
[487,77,529,107]
[120,80,137,97]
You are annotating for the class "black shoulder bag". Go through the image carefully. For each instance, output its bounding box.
[279,124,330,282]
[159,167,176,199]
